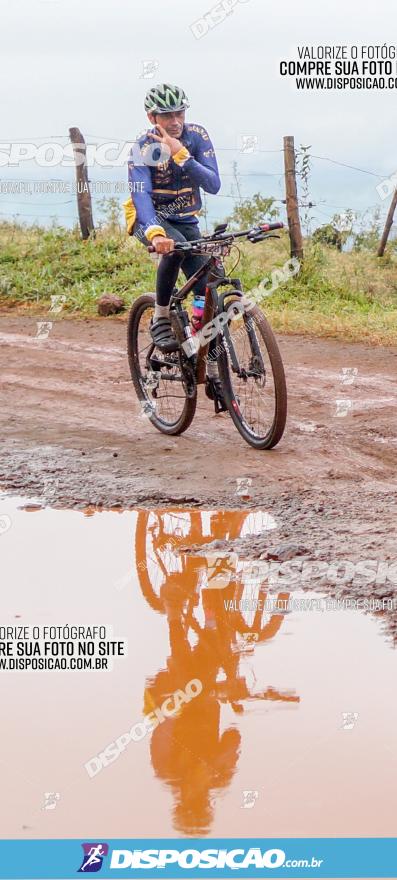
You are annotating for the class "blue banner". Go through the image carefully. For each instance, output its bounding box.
[0,838,396,879]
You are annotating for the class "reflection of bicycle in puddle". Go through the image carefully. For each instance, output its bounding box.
[135,510,300,835]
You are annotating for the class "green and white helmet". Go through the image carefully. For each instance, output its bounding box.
[144,83,190,114]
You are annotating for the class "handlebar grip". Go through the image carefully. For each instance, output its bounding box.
[147,242,190,254]
[260,222,284,232]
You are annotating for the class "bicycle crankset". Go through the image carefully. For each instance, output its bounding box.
[181,358,197,399]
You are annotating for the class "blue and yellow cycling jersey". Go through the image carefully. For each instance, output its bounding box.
[126,123,221,241]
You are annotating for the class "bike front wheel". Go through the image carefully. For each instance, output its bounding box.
[127,294,197,436]
[217,299,287,449]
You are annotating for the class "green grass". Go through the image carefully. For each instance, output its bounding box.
[0,222,154,313]
[1,220,397,345]
[238,237,397,345]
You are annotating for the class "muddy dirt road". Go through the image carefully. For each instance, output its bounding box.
[0,314,396,567]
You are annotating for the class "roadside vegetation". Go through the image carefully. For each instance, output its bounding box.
[0,194,396,345]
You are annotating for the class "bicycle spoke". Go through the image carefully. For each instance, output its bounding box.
[227,312,276,438]
[135,304,191,427]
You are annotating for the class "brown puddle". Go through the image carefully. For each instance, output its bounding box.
[1,500,397,841]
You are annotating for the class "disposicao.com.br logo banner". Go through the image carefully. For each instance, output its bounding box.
[0,838,396,878]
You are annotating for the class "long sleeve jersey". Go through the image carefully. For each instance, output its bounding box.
[127,123,221,241]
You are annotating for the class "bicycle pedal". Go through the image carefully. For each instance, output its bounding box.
[205,377,228,413]
[214,395,227,414]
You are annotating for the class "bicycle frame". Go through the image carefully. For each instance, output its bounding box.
[169,252,244,384]
[146,221,284,386]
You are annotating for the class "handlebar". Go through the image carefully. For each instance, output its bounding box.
[147,222,284,253]
[258,222,284,232]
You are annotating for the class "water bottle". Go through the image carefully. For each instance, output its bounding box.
[191,294,206,334]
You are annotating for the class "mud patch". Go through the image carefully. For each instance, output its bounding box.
[0,315,396,624]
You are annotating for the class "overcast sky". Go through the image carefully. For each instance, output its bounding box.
[1,0,396,227]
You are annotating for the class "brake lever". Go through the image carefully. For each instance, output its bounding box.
[247,233,266,243]
[249,233,281,243]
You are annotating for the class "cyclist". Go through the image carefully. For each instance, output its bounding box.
[126,83,221,354]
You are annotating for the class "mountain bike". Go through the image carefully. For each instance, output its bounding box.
[127,221,287,449]
[135,509,295,650]
[135,508,267,614]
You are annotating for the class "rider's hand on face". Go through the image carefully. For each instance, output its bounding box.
[147,121,184,157]
[152,236,175,255]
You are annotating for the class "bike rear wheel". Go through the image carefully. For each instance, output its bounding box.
[127,294,197,435]
[218,298,287,449]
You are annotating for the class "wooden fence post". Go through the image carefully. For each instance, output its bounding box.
[283,136,303,260]
[377,188,397,256]
[69,127,95,240]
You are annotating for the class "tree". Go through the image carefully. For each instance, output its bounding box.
[97,197,122,232]
[312,224,343,250]
[353,207,382,251]
[226,193,279,230]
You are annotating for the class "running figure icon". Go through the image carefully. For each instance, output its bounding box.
[78,843,108,873]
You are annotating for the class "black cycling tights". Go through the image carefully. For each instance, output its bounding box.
[151,220,208,307]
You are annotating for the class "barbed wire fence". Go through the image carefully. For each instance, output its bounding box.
[0,130,395,253]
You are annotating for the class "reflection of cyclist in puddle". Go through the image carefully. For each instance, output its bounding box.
[137,510,262,614]
[139,511,299,835]
[136,510,248,615]
[145,579,241,834]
